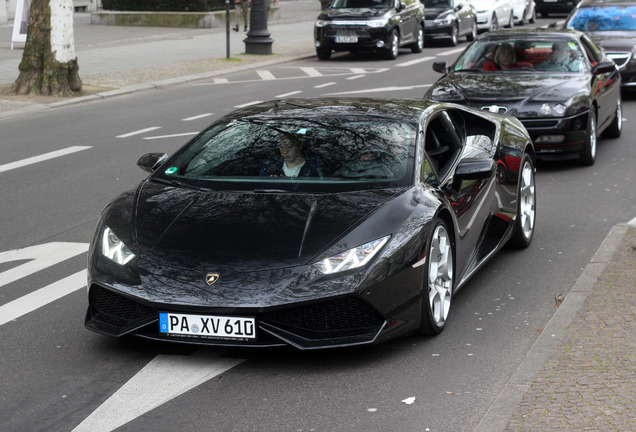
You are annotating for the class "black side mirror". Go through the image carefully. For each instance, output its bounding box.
[397,1,406,11]
[137,153,168,173]
[592,61,618,75]
[454,159,494,180]
[433,61,449,74]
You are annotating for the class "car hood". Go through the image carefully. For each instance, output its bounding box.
[318,8,389,20]
[586,32,636,52]
[427,73,590,116]
[425,8,451,20]
[129,181,401,272]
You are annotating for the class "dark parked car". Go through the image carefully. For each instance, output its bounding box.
[564,0,636,91]
[534,0,577,18]
[423,0,477,46]
[85,98,536,350]
[425,29,622,165]
[313,0,425,60]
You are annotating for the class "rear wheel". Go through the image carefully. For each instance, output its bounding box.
[602,96,622,138]
[580,107,597,166]
[466,21,477,41]
[490,14,499,31]
[417,220,454,336]
[386,30,400,59]
[508,154,536,249]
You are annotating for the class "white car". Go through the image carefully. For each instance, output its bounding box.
[470,0,514,31]
[512,0,536,25]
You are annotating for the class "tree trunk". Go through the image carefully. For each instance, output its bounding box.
[11,0,82,96]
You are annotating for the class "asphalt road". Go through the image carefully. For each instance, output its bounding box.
[1,24,635,432]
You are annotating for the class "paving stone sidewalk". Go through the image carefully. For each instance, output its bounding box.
[504,227,636,431]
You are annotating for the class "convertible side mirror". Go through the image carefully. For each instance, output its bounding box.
[433,61,449,74]
[137,153,168,173]
[454,159,495,180]
[593,61,618,75]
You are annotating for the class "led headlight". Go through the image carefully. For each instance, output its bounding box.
[314,236,390,274]
[101,226,135,265]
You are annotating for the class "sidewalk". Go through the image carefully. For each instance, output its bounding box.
[1,4,635,430]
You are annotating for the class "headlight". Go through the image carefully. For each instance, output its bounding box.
[101,226,135,265]
[315,19,330,27]
[366,18,389,28]
[540,103,567,116]
[434,17,453,26]
[314,236,390,274]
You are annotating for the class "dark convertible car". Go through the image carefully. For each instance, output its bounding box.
[85,98,536,350]
[425,29,622,165]
[313,0,425,60]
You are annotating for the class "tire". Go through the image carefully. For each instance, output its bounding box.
[508,154,536,249]
[602,96,622,138]
[506,11,514,28]
[519,8,527,25]
[417,219,454,336]
[386,30,400,60]
[529,8,536,23]
[411,25,424,53]
[467,21,477,41]
[579,106,597,166]
[490,14,498,31]
[316,48,331,60]
[448,23,458,47]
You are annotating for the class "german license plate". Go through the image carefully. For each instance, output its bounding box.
[335,35,358,43]
[159,312,256,340]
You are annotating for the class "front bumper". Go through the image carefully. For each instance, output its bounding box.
[519,111,589,159]
[424,22,452,39]
[314,25,391,52]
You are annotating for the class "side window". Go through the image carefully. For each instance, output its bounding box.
[424,112,462,179]
[580,36,601,66]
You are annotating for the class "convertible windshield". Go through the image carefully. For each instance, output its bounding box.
[330,0,394,8]
[453,39,585,73]
[153,116,416,193]
[566,6,636,31]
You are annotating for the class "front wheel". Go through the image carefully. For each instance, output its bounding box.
[602,96,622,138]
[448,23,458,46]
[490,14,499,31]
[316,48,331,60]
[386,30,400,60]
[417,220,454,336]
[508,154,536,249]
[580,107,597,166]
[411,25,424,53]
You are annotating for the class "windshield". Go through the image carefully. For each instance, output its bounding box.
[566,6,636,31]
[152,116,417,193]
[423,0,452,8]
[453,39,585,73]
[330,0,394,8]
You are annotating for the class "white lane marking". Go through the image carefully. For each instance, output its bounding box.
[438,47,465,56]
[0,270,87,326]
[300,67,322,77]
[236,101,264,108]
[256,70,276,80]
[628,216,636,227]
[349,68,368,74]
[116,127,161,139]
[182,113,213,121]
[325,84,431,95]
[143,132,199,141]
[0,242,88,288]
[397,56,435,67]
[213,78,229,84]
[346,75,365,80]
[315,82,336,88]
[276,90,303,98]
[72,349,244,432]
[0,146,92,174]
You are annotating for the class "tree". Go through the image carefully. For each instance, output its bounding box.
[12,0,81,96]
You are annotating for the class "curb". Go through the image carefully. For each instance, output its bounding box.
[475,219,636,432]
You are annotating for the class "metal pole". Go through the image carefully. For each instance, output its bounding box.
[225,0,231,58]
[244,0,274,55]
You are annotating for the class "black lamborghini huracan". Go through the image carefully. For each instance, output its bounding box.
[85,98,536,350]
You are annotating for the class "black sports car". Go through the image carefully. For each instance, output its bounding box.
[425,29,622,166]
[422,0,478,46]
[313,0,425,60]
[85,98,536,350]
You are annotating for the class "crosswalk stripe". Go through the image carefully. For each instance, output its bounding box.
[256,70,276,80]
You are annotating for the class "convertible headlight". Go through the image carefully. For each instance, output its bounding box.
[540,103,567,116]
[101,226,135,265]
[314,236,390,274]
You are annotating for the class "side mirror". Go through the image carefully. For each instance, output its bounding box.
[593,61,618,75]
[454,159,494,180]
[397,1,406,11]
[433,61,449,74]
[137,153,168,173]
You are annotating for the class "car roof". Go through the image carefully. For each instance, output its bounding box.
[575,0,636,6]
[477,28,584,41]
